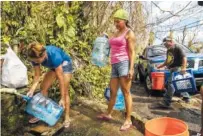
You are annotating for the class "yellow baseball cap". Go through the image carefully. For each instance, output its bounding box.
[113,9,129,21]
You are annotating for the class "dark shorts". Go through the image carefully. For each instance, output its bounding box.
[111,60,129,78]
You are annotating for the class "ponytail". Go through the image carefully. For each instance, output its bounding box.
[126,20,132,29]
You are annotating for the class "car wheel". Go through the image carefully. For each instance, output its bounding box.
[144,74,152,95]
[138,67,145,83]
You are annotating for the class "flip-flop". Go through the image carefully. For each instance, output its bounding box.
[63,121,70,128]
[96,114,112,121]
[29,117,40,124]
[120,123,133,131]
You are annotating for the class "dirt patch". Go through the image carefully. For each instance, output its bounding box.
[2,82,201,135]
[131,82,201,135]
[22,97,143,136]
[58,100,143,136]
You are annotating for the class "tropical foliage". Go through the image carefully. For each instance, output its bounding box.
[1,1,148,101]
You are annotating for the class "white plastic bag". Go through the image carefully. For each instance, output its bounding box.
[1,47,28,88]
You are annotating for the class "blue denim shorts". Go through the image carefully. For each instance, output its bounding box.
[51,61,73,74]
[111,60,129,78]
[62,61,74,74]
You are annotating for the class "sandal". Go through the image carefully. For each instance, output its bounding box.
[120,122,133,131]
[97,114,112,121]
[29,117,40,124]
[63,120,71,128]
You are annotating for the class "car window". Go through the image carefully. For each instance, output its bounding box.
[147,46,167,57]
[175,43,192,53]
[147,44,192,57]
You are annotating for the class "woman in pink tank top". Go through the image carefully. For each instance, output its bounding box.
[97,9,136,131]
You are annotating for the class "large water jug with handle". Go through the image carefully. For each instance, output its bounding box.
[104,87,125,110]
[91,34,110,67]
[24,92,64,126]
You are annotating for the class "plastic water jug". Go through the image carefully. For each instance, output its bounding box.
[174,72,192,80]
[104,87,125,110]
[24,93,64,126]
[91,34,110,67]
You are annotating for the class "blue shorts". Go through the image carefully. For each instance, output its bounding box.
[51,61,73,74]
[111,60,129,78]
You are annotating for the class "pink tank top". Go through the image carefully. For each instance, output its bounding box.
[109,29,129,64]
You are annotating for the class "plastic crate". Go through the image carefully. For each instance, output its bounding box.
[172,69,197,93]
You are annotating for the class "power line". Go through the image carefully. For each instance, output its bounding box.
[171,20,202,30]
[158,9,203,28]
[145,1,192,27]
[152,1,178,17]
[180,24,203,29]
[155,20,203,33]
[149,5,203,29]
[158,19,202,30]
[156,23,203,33]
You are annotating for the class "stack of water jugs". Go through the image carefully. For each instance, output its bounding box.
[174,72,192,89]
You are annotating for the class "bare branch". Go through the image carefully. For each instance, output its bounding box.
[156,23,203,33]
[145,1,192,27]
[152,2,179,17]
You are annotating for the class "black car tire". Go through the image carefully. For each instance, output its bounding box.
[144,73,166,96]
[138,66,145,83]
[144,74,153,95]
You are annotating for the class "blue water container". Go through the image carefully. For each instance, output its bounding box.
[24,93,64,126]
[91,35,110,67]
[104,87,125,110]
[172,69,197,93]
